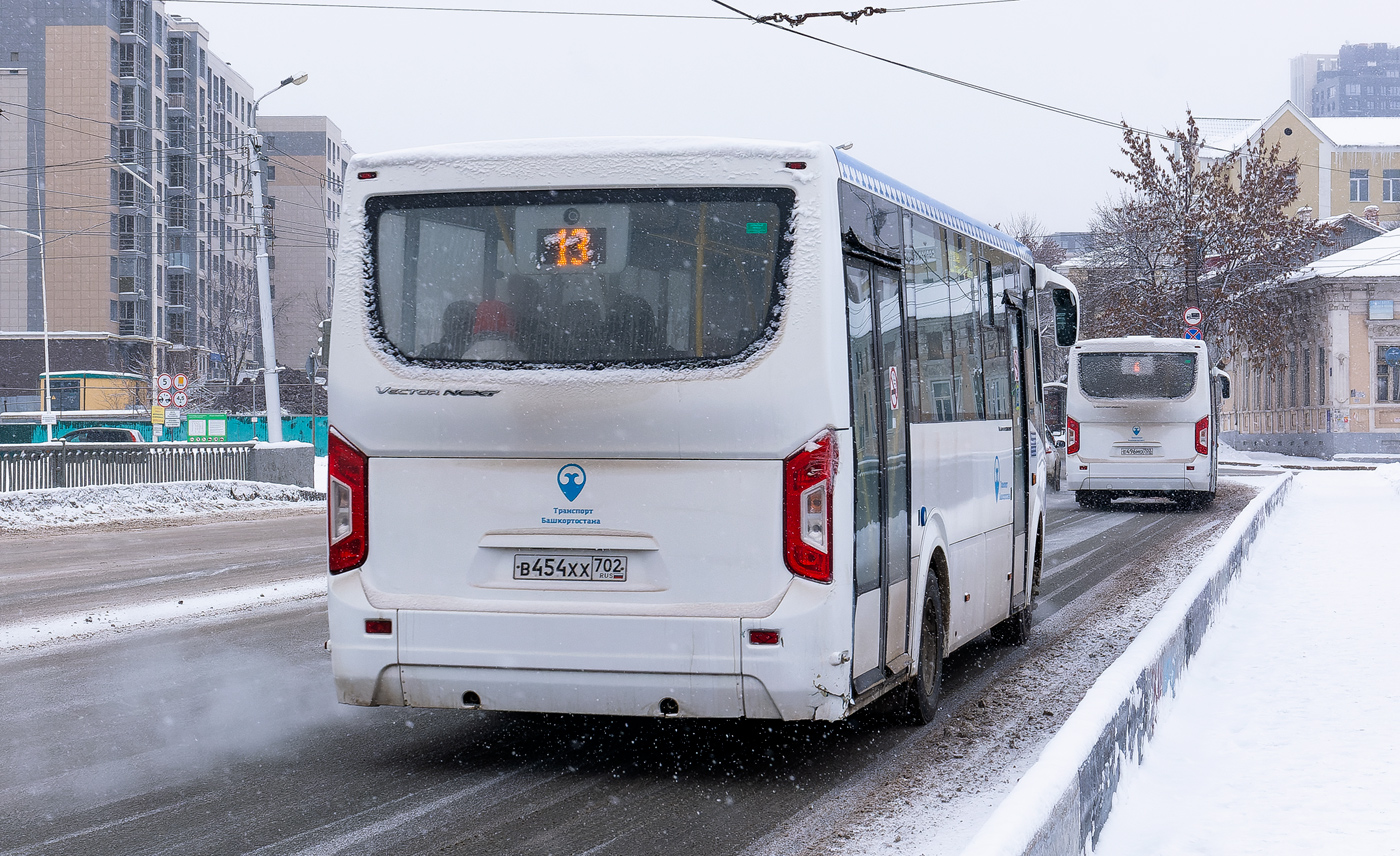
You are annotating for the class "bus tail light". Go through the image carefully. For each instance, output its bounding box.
[784,430,837,584]
[1066,417,1080,456]
[329,428,369,574]
[1196,416,1210,455]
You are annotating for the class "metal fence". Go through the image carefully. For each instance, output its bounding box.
[0,443,254,492]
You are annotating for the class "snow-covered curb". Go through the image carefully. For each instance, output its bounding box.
[0,574,326,651]
[960,473,1294,856]
[0,480,325,532]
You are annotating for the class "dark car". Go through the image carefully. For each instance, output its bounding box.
[60,427,144,443]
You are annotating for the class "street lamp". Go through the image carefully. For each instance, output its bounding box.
[248,72,307,443]
[0,223,53,442]
[113,159,160,425]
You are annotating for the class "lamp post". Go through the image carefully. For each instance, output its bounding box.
[0,223,53,441]
[113,160,160,421]
[248,73,307,443]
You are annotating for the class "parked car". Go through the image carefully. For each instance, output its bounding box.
[60,427,143,443]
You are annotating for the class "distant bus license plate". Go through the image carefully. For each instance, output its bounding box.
[513,554,627,581]
[1120,447,1154,456]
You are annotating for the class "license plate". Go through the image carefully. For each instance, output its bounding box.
[1120,447,1154,456]
[513,553,628,582]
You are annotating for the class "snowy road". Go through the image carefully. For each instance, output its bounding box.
[0,483,1260,856]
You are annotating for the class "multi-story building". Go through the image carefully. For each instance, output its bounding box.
[0,2,341,408]
[1291,44,1400,118]
[1197,102,1400,228]
[260,115,351,371]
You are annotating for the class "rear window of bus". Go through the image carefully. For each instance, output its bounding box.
[366,187,794,367]
[1078,352,1197,400]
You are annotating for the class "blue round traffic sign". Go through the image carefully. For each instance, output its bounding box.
[1184,326,1203,340]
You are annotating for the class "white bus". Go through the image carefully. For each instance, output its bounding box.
[325,138,1078,723]
[1064,336,1229,510]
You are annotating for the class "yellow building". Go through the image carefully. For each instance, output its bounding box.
[1199,102,1400,227]
[40,371,148,412]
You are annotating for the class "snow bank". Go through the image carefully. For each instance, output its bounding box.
[0,480,324,532]
[0,574,325,652]
[1090,471,1400,853]
[960,473,1294,856]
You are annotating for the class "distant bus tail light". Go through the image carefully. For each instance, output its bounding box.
[784,430,837,584]
[1066,417,1080,456]
[1196,416,1210,455]
[329,428,369,574]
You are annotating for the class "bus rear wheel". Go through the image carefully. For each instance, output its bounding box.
[904,576,946,725]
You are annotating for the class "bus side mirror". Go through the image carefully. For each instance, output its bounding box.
[1036,264,1079,348]
[1219,377,1231,399]
[1052,287,1078,347]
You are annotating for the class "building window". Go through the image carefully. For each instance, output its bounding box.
[1372,300,1396,321]
[1349,169,1369,202]
[1345,83,1361,96]
[1319,347,1327,405]
[1380,347,1399,403]
[1303,348,1311,407]
[1289,348,1298,408]
[1384,170,1400,203]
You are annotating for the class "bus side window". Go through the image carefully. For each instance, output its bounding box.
[904,215,955,423]
[948,235,985,421]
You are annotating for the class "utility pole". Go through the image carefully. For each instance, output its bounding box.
[114,160,161,422]
[1,222,52,441]
[248,73,307,443]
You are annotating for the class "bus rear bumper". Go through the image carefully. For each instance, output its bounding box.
[1065,460,1211,492]
[328,571,850,720]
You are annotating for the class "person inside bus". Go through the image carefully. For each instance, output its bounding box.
[418,299,476,359]
[603,283,659,359]
[507,274,551,361]
[465,290,522,360]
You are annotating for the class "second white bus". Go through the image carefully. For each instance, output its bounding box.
[326,138,1078,722]
[1064,336,1229,509]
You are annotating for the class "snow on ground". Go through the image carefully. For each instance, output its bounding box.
[0,575,326,652]
[1092,468,1400,855]
[315,454,327,492]
[0,479,323,533]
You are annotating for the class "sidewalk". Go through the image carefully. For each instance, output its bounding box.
[1091,466,1400,854]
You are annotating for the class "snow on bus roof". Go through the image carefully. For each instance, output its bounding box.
[353,135,829,169]
[351,136,1030,265]
[835,150,1033,265]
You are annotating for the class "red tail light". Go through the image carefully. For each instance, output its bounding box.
[1065,417,1080,456]
[328,428,369,574]
[784,430,837,584]
[1195,416,1210,455]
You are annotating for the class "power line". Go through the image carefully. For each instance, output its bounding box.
[165,0,1015,17]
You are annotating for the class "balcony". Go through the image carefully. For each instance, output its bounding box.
[166,251,193,270]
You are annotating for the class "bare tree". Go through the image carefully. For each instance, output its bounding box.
[1083,113,1337,361]
[1007,212,1068,268]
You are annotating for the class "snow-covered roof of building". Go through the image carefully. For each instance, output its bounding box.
[1288,225,1400,282]
[1194,117,1263,156]
[1311,117,1400,148]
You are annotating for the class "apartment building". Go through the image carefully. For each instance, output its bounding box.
[1293,43,1400,119]
[0,0,346,407]
[260,115,350,370]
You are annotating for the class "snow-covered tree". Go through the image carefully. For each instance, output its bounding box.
[1082,113,1336,360]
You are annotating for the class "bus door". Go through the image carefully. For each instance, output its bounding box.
[1006,303,1030,609]
[844,254,911,695]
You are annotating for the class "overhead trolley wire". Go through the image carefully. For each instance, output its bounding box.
[165,0,1017,18]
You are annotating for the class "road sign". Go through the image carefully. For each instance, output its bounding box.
[1184,326,1203,340]
[173,391,188,408]
[1183,307,1203,326]
[164,408,183,428]
[151,404,165,425]
[157,390,173,407]
[173,373,189,390]
[157,373,173,391]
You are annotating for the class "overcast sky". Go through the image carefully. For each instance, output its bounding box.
[168,0,1398,232]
